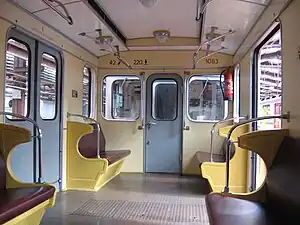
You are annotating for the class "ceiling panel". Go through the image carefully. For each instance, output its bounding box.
[34,1,126,56]
[10,0,77,13]
[202,0,266,54]
[96,0,201,39]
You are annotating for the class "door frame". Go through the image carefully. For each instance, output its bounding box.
[4,27,64,190]
[143,73,184,174]
[250,24,281,191]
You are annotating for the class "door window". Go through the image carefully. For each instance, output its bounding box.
[152,79,178,121]
[40,53,57,120]
[5,39,30,119]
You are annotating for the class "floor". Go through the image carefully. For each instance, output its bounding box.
[41,174,211,225]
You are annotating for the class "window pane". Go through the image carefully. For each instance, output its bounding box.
[188,75,225,121]
[82,67,91,117]
[152,80,177,120]
[102,75,141,120]
[257,29,282,130]
[40,53,57,120]
[5,39,29,119]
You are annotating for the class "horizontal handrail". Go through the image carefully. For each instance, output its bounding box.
[223,112,290,193]
[67,112,101,158]
[42,0,73,25]
[210,116,248,162]
[0,111,43,183]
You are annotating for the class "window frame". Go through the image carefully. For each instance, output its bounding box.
[5,38,32,121]
[101,74,141,122]
[250,24,282,192]
[186,74,229,123]
[39,52,59,121]
[82,66,92,118]
[233,64,241,121]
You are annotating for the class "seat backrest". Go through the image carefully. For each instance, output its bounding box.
[0,153,5,190]
[78,123,106,158]
[266,136,300,221]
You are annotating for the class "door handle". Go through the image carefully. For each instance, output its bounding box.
[146,121,156,129]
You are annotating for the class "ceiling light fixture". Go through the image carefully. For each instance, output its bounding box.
[153,30,170,44]
[139,0,157,8]
[99,36,114,45]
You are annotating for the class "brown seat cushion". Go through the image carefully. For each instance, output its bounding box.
[0,186,55,224]
[78,123,131,165]
[206,194,281,225]
[206,136,300,225]
[78,123,106,158]
[0,154,5,190]
[265,136,300,223]
[100,150,131,165]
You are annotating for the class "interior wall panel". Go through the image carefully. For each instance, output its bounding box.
[98,51,233,174]
[280,0,300,137]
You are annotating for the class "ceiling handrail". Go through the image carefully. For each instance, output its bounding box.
[42,0,73,25]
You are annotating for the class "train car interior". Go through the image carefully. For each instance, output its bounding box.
[0,0,299,224]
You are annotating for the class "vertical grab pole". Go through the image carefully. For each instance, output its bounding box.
[223,112,290,193]
[37,128,43,183]
[67,112,101,158]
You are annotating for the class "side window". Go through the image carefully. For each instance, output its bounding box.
[40,53,57,120]
[82,67,91,117]
[102,75,141,121]
[233,64,240,120]
[256,28,282,130]
[188,75,228,122]
[5,39,30,119]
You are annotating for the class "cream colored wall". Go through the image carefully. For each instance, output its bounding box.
[0,1,99,189]
[98,51,233,174]
[280,0,300,137]
[239,52,252,117]
[236,0,300,137]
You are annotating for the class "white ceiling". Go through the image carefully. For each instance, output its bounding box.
[9,0,275,56]
[97,0,270,54]
[96,0,201,39]
[203,0,269,54]
[9,0,127,56]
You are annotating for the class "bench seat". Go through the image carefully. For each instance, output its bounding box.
[0,123,56,225]
[206,194,281,225]
[206,132,300,225]
[100,150,131,165]
[80,150,131,165]
[0,186,55,224]
[67,121,131,191]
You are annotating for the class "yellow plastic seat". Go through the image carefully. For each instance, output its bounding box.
[66,121,131,191]
[201,124,249,193]
[0,123,56,225]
